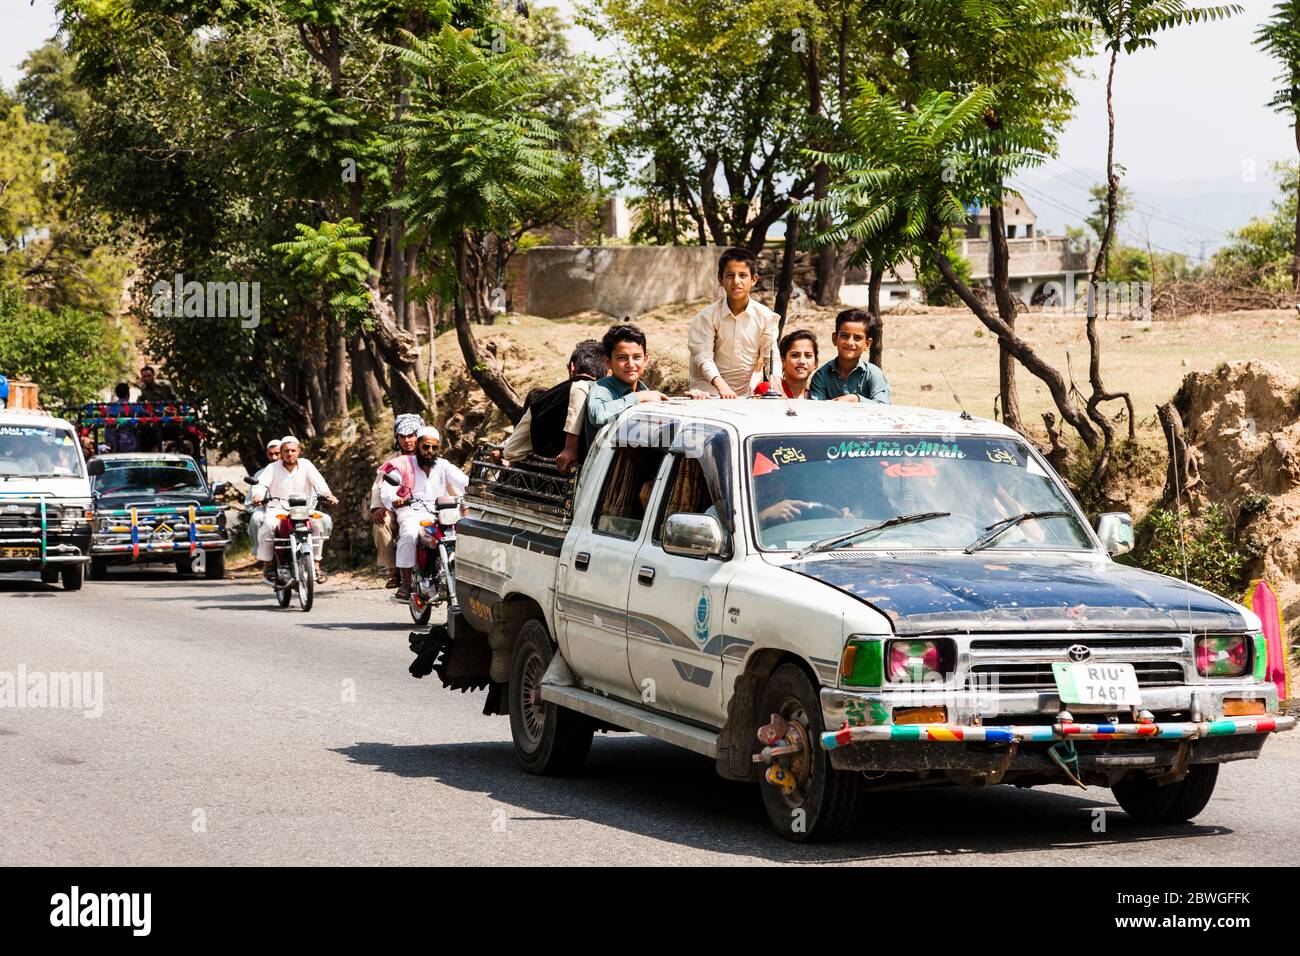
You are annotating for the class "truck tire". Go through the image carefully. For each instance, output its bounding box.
[89,558,108,581]
[40,567,59,584]
[175,556,195,575]
[758,663,862,842]
[204,550,225,580]
[61,564,84,591]
[1112,762,1219,824]
[508,619,593,775]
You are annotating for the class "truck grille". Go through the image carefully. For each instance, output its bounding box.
[969,635,1184,652]
[966,660,1187,689]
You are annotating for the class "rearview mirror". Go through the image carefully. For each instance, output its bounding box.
[86,457,105,477]
[1095,512,1134,556]
[662,513,726,559]
[382,470,401,486]
[210,481,229,497]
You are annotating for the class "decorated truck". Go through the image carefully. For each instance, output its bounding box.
[0,409,94,590]
[411,398,1294,842]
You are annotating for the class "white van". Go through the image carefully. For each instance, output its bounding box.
[0,410,94,589]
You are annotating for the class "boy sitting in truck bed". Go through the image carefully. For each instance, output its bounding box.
[808,308,891,404]
[499,339,606,474]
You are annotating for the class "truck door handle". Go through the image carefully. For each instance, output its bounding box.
[637,565,655,585]
[575,551,590,571]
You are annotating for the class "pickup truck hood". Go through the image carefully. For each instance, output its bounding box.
[784,552,1248,634]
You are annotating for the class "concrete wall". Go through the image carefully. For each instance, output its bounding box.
[522,245,724,318]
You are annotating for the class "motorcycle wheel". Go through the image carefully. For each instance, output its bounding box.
[296,549,314,612]
[409,583,432,624]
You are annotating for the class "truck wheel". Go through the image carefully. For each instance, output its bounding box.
[1112,763,1219,824]
[204,551,225,580]
[175,556,195,576]
[508,619,593,775]
[758,663,862,842]
[40,567,59,584]
[89,558,108,581]
[61,564,84,591]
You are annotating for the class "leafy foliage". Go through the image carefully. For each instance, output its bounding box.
[1126,504,1248,599]
[0,285,125,405]
[1215,161,1298,291]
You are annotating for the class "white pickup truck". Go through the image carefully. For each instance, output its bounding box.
[415,398,1294,842]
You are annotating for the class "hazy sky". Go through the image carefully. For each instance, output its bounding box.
[4,0,1293,240]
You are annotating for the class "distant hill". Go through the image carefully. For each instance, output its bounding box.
[1013,165,1282,264]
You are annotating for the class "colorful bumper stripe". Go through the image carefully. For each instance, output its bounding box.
[820,714,1295,751]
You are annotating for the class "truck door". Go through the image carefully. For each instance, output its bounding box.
[626,424,737,727]
[557,441,669,700]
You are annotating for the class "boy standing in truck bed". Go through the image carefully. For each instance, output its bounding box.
[687,247,780,399]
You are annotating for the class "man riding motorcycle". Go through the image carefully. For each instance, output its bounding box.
[245,438,282,550]
[251,436,338,584]
[368,413,422,591]
[379,426,468,602]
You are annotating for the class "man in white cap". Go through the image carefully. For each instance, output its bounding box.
[244,438,283,549]
[367,413,423,589]
[252,436,339,583]
[379,425,468,601]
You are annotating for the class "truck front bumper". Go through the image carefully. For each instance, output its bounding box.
[818,685,1295,775]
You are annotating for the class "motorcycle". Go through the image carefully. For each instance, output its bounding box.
[379,470,460,624]
[406,495,461,624]
[253,490,326,612]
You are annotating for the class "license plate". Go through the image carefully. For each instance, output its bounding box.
[0,546,38,558]
[1052,662,1141,708]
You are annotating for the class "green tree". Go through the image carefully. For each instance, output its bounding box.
[0,285,125,405]
[1256,0,1300,291]
[390,24,569,422]
[1215,161,1298,290]
[816,82,1102,446]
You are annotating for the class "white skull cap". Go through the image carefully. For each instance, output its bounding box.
[416,426,440,441]
[266,439,282,448]
[280,435,300,447]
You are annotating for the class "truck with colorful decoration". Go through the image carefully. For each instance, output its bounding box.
[0,407,94,590]
[422,398,1294,842]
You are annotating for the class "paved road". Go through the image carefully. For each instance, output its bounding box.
[2,570,1297,866]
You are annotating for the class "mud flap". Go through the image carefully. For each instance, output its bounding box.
[409,617,493,692]
[715,673,760,781]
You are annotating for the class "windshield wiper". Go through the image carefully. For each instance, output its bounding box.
[791,511,951,561]
[964,510,1073,554]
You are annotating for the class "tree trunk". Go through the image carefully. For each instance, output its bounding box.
[453,232,523,423]
[1158,400,1199,506]
[365,287,429,414]
[350,336,385,425]
[868,262,884,369]
[987,203,1023,433]
[1293,120,1300,295]
[424,299,438,419]
[774,211,800,337]
[305,363,328,436]
[327,327,349,421]
[926,223,1099,448]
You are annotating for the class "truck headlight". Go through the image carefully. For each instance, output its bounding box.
[1196,635,1249,678]
[886,639,954,683]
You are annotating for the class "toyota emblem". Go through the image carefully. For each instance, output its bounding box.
[1067,644,1092,662]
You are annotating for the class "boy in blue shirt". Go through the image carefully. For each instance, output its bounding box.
[809,308,891,404]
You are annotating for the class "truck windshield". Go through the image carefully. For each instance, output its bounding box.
[94,458,205,495]
[748,434,1093,553]
[0,425,84,479]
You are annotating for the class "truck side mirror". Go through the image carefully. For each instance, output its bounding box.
[663,513,726,559]
[86,457,105,477]
[210,481,229,497]
[1095,512,1134,556]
